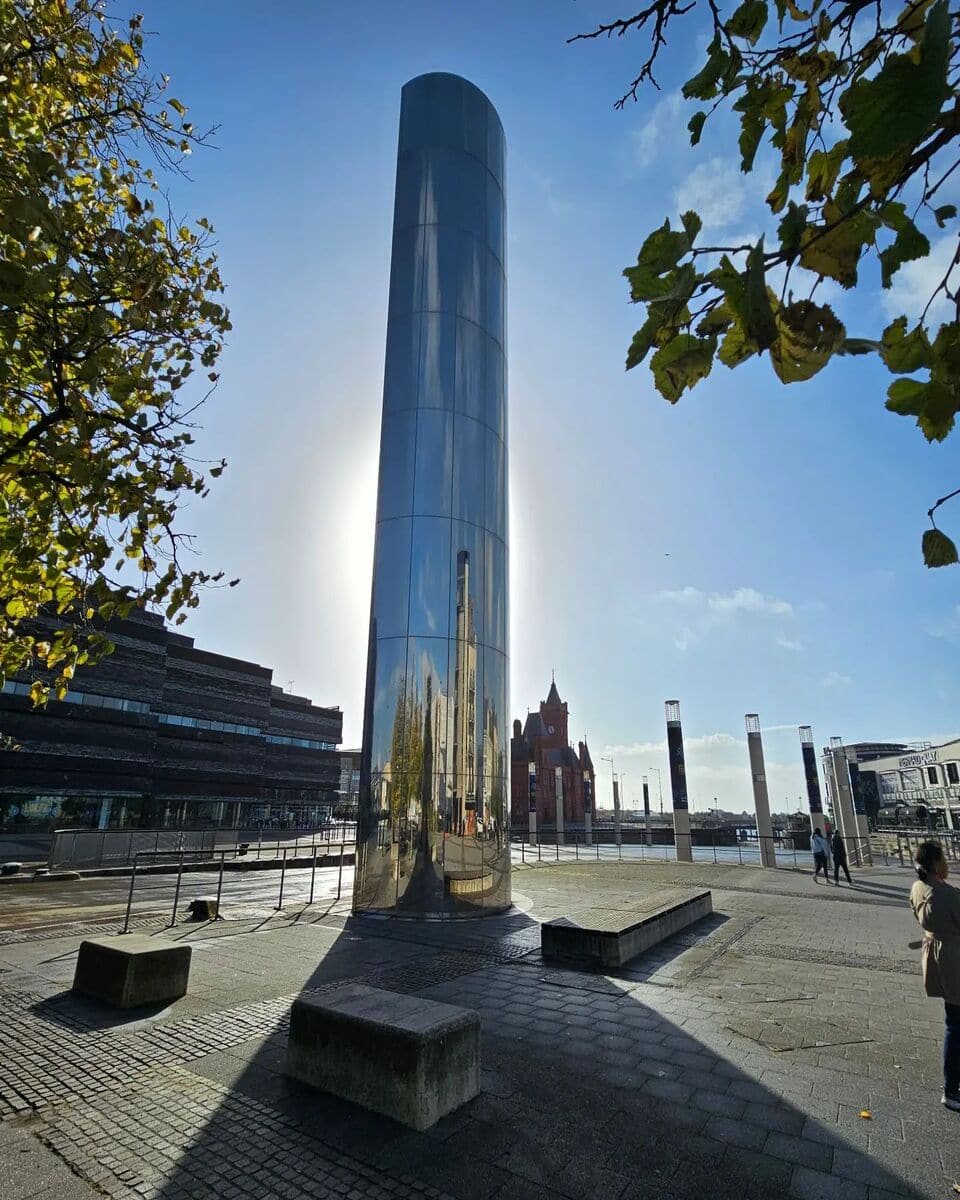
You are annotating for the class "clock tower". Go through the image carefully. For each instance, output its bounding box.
[539,677,568,750]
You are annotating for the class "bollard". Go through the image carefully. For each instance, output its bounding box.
[277,847,287,910]
[215,851,225,916]
[337,840,345,900]
[521,841,525,864]
[122,855,138,933]
[537,842,541,863]
[555,839,559,862]
[713,838,717,865]
[575,842,579,862]
[309,841,317,905]
[257,828,262,860]
[596,840,599,861]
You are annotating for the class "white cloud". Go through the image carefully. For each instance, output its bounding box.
[605,731,743,759]
[776,635,803,651]
[882,233,957,324]
[632,92,684,170]
[928,604,960,645]
[822,671,852,688]
[660,585,794,617]
[674,626,696,651]
[674,157,749,230]
[709,587,793,616]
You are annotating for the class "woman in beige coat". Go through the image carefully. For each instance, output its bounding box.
[909,840,960,1111]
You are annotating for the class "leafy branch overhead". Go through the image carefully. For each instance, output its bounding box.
[0,0,234,703]
[574,0,960,567]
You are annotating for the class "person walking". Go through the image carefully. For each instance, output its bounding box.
[909,840,960,1112]
[811,828,832,884]
[831,829,853,885]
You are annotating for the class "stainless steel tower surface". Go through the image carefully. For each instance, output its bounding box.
[353,74,510,916]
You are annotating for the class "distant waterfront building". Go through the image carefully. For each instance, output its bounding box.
[829,736,960,826]
[338,748,361,818]
[0,609,343,831]
[510,679,594,830]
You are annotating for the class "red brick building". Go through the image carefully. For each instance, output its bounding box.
[510,679,594,829]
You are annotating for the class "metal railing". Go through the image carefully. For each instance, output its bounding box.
[871,828,960,868]
[119,836,355,933]
[510,831,874,871]
[50,823,357,871]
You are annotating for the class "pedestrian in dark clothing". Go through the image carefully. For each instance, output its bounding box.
[832,830,853,884]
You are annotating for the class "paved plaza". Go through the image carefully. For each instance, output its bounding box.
[1,856,957,1200]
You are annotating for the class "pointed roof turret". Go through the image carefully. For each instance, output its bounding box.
[545,677,562,706]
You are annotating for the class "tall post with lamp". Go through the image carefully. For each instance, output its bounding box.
[665,701,693,862]
[745,714,776,867]
[642,775,653,845]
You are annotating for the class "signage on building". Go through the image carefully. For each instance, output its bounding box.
[899,749,940,768]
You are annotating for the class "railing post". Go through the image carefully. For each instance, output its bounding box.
[596,840,600,861]
[337,839,345,901]
[521,841,525,864]
[575,841,579,861]
[170,850,185,927]
[309,841,317,904]
[713,835,717,865]
[215,851,225,917]
[122,855,138,933]
[277,847,287,910]
[257,827,262,860]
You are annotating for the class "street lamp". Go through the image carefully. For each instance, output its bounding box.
[601,755,622,846]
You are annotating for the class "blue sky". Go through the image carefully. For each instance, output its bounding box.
[131,0,958,814]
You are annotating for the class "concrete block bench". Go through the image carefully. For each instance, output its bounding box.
[72,935,191,1009]
[541,888,713,969]
[286,983,480,1130]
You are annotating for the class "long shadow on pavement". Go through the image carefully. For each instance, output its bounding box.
[17,898,947,1200]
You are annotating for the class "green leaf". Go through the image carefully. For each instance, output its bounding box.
[777,201,809,256]
[626,320,658,370]
[838,338,880,355]
[770,300,846,382]
[840,0,950,166]
[743,241,778,350]
[727,0,769,43]
[738,105,765,172]
[880,317,933,373]
[886,376,958,440]
[650,334,717,402]
[934,204,957,228]
[688,112,707,146]
[805,140,848,202]
[718,319,756,368]
[168,97,187,116]
[923,528,959,567]
[799,206,879,287]
[878,203,930,287]
[682,42,730,101]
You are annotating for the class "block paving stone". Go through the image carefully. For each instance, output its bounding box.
[1,858,958,1199]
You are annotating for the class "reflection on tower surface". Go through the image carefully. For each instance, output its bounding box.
[353,73,510,916]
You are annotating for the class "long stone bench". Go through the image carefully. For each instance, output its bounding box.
[541,888,713,969]
[72,935,191,1009]
[286,983,480,1130]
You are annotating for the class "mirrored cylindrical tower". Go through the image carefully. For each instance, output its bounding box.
[354,73,510,916]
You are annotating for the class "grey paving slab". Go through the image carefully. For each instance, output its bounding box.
[0,860,952,1200]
